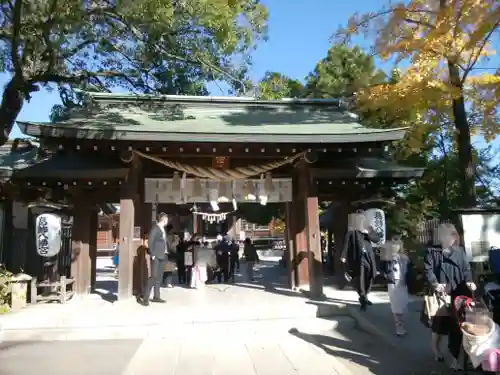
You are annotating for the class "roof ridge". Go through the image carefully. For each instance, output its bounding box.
[85,91,345,106]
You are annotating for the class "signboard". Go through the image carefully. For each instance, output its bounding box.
[144,178,293,203]
[36,213,62,257]
[133,226,141,241]
[364,208,386,247]
[460,213,500,262]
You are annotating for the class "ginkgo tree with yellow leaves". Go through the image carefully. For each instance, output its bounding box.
[334,0,500,208]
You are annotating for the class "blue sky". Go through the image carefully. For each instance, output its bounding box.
[1,0,498,149]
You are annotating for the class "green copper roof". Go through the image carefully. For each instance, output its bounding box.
[18,92,408,143]
[0,141,40,179]
[313,157,425,179]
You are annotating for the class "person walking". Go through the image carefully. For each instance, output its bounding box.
[243,238,259,282]
[229,239,240,281]
[190,235,208,289]
[140,212,169,306]
[341,212,381,311]
[423,223,476,369]
[381,239,414,336]
[214,236,231,283]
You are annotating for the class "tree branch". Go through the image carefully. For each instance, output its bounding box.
[10,0,23,79]
[31,70,140,85]
[39,0,59,76]
[100,10,249,94]
[461,21,500,83]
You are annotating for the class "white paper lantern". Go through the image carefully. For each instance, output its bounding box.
[364,208,386,246]
[36,213,62,257]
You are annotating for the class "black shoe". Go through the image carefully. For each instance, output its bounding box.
[366,299,373,306]
[139,299,150,306]
[151,297,166,303]
[359,296,368,311]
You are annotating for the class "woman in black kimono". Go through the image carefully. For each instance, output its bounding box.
[423,223,476,369]
[341,213,381,311]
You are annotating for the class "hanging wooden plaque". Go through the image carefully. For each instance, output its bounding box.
[212,156,230,169]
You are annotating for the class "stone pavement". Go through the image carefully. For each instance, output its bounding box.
[0,318,354,375]
[0,258,340,341]
[0,315,447,375]
[0,257,450,374]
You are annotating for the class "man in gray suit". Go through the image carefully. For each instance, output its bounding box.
[140,212,169,306]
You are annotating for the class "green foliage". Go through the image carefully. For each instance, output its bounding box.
[257,71,305,99]
[0,0,268,140]
[0,265,12,314]
[305,45,386,99]
[384,130,500,241]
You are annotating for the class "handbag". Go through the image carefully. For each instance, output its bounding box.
[420,251,451,327]
[164,260,177,273]
[421,290,451,328]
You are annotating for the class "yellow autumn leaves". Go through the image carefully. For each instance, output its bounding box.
[335,0,500,148]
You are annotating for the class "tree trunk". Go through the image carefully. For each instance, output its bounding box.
[440,0,476,208]
[0,76,25,145]
[448,62,476,208]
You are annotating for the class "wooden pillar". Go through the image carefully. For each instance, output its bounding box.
[11,201,29,273]
[89,209,98,292]
[71,205,91,295]
[292,175,309,287]
[296,161,323,298]
[285,202,297,289]
[118,160,140,300]
[1,201,12,268]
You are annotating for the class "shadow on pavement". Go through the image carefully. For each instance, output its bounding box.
[0,341,37,352]
[289,317,451,375]
[230,259,307,299]
[93,279,118,303]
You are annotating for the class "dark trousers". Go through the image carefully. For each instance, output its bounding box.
[448,314,462,360]
[162,271,173,286]
[185,266,192,285]
[177,263,186,284]
[356,263,373,298]
[144,258,163,302]
[216,267,229,283]
[230,258,240,279]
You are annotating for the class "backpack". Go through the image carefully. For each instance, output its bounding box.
[489,247,500,276]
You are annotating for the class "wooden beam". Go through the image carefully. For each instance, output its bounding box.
[52,139,387,158]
